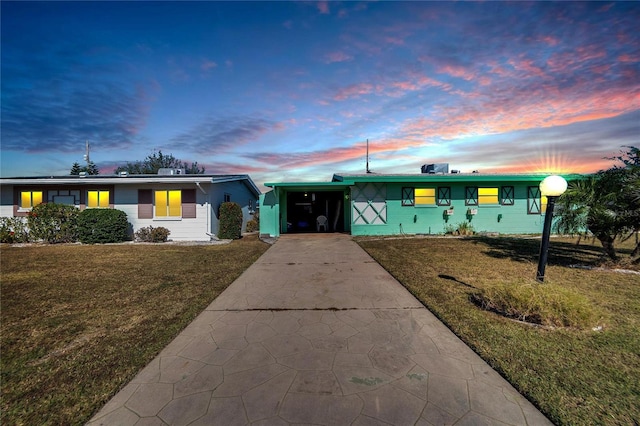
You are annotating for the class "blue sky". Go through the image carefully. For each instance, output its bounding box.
[1,1,638,187]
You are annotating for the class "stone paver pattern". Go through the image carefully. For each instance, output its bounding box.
[88,234,551,426]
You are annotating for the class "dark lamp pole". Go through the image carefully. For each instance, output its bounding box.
[536,175,568,282]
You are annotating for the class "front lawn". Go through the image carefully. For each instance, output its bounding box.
[0,236,269,425]
[357,236,639,425]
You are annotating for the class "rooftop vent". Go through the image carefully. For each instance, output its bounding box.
[119,171,129,177]
[421,163,449,174]
[158,168,186,175]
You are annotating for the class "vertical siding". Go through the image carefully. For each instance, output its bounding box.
[350,181,546,236]
[114,184,211,241]
[0,185,15,218]
[211,180,259,236]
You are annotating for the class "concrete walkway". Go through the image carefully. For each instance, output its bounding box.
[88,234,551,426]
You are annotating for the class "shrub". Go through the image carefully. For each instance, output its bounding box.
[218,202,243,239]
[27,203,79,243]
[0,217,30,243]
[471,281,603,329]
[457,221,474,236]
[246,211,260,233]
[135,226,170,243]
[77,209,130,244]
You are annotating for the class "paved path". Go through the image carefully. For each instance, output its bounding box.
[88,234,551,425]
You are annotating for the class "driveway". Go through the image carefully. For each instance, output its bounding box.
[88,233,551,425]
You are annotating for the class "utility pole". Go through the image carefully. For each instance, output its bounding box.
[83,140,90,168]
[366,139,371,174]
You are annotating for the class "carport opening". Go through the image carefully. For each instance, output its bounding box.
[286,191,345,233]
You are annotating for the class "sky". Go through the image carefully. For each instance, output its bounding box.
[1,1,639,189]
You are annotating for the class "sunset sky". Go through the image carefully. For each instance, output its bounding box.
[1,1,638,187]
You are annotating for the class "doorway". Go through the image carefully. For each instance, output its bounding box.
[286,191,345,233]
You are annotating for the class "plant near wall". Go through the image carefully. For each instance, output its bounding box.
[77,209,130,244]
[218,202,243,239]
[0,217,30,243]
[457,221,475,236]
[246,211,260,233]
[27,203,79,243]
[134,226,171,242]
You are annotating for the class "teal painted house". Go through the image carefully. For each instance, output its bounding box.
[260,172,579,237]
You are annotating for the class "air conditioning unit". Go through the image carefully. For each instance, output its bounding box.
[158,168,186,175]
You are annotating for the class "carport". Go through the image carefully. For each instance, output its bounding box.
[260,181,351,237]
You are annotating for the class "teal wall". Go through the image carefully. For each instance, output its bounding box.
[259,190,280,237]
[350,181,546,236]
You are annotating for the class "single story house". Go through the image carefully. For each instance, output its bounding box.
[259,171,580,237]
[0,171,260,241]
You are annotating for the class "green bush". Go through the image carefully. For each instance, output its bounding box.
[0,217,30,243]
[27,203,79,243]
[77,209,130,244]
[135,226,170,243]
[218,202,243,239]
[246,211,260,233]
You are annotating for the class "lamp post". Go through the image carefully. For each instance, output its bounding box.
[536,175,568,282]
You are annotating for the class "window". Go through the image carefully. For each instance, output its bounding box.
[49,190,80,206]
[437,187,451,206]
[415,188,436,206]
[501,186,515,205]
[155,190,182,217]
[465,187,478,206]
[527,186,542,214]
[87,190,110,208]
[224,193,231,202]
[401,187,414,206]
[20,191,43,209]
[478,188,499,205]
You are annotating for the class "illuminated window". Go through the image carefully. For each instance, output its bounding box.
[87,190,110,208]
[20,191,43,209]
[155,190,182,217]
[415,188,436,206]
[478,188,499,205]
[541,195,548,214]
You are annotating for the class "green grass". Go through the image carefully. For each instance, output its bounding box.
[0,236,269,425]
[357,236,640,426]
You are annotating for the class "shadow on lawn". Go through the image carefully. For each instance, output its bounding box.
[467,236,625,268]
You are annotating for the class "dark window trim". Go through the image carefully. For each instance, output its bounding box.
[501,186,515,206]
[401,187,414,206]
[437,186,451,206]
[527,186,542,215]
[465,186,478,206]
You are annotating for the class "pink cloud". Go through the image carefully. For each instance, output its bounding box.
[324,51,353,64]
[333,83,376,101]
[437,64,475,81]
[201,60,217,71]
[317,1,329,14]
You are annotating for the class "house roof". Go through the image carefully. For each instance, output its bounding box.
[265,172,583,189]
[0,174,261,196]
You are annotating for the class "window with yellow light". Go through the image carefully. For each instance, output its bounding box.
[415,188,436,206]
[20,191,43,209]
[87,190,110,208]
[155,190,182,217]
[478,188,499,205]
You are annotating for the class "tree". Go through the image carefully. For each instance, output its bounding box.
[555,146,640,262]
[70,161,100,175]
[113,151,205,175]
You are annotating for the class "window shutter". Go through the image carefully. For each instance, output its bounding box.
[182,189,196,218]
[138,189,153,219]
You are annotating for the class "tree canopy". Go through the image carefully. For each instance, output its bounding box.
[113,151,205,175]
[555,146,639,262]
[70,161,99,175]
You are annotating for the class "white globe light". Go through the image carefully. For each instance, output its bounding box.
[539,175,568,197]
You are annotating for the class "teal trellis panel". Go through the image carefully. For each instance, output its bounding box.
[352,183,387,225]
